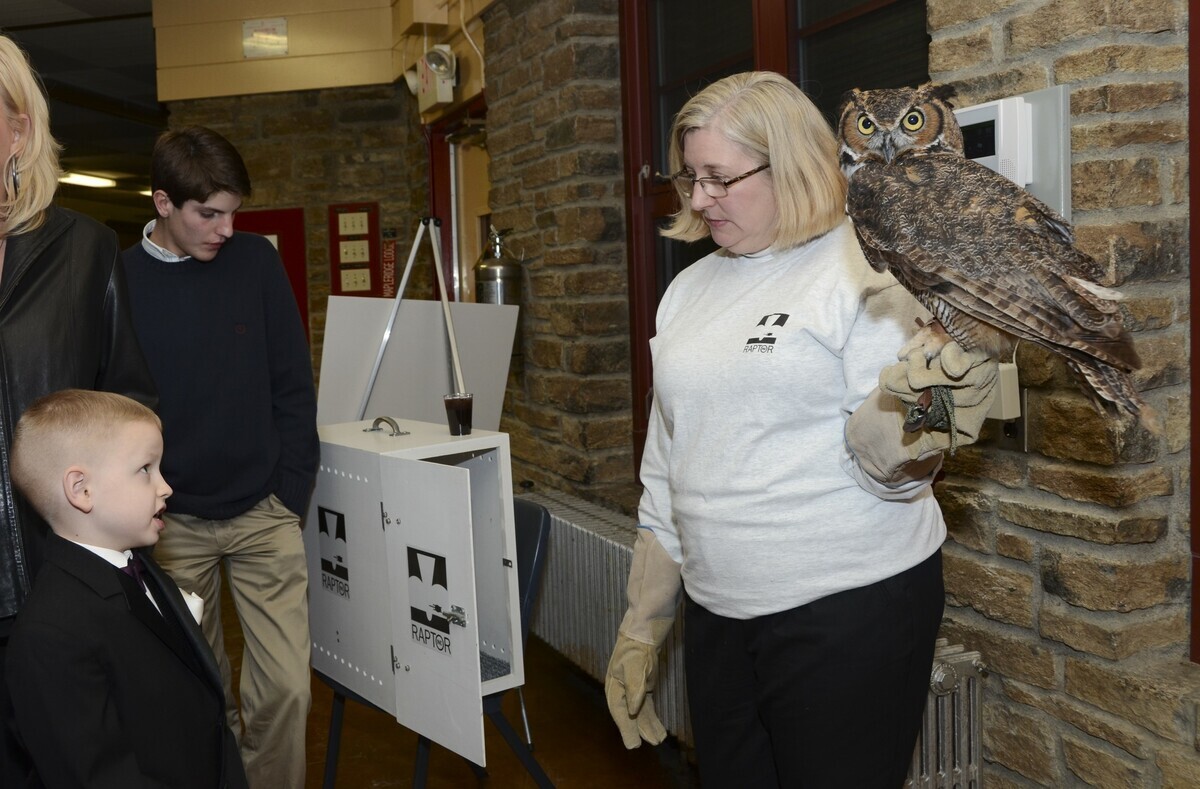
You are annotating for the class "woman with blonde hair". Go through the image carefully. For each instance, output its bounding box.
[0,34,155,786]
[604,71,996,787]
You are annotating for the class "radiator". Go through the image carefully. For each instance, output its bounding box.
[524,490,691,745]
[524,490,983,783]
[906,639,986,789]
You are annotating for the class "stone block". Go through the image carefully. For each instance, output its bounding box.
[261,108,336,137]
[1107,0,1185,32]
[998,498,1165,545]
[941,445,1028,488]
[996,529,1035,562]
[1053,45,1186,82]
[983,701,1059,785]
[1030,461,1172,507]
[1062,732,1146,788]
[941,613,1058,688]
[935,483,996,551]
[566,338,630,375]
[927,0,1022,29]
[1157,746,1200,788]
[560,414,632,451]
[1121,295,1177,331]
[1040,599,1188,659]
[1027,392,1159,466]
[561,269,628,297]
[586,450,634,485]
[1064,657,1200,744]
[1071,81,1184,114]
[1007,0,1105,54]
[1040,547,1188,612]
[1074,219,1188,285]
[930,29,992,72]
[509,400,560,432]
[528,338,564,368]
[1003,678,1149,758]
[1171,158,1187,204]
[1165,394,1189,454]
[1129,331,1189,390]
[508,430,589,482]
[529,371,630,413]
[1072,119,1187,150]
[1072,158,1160,211]
[548,299,628,337]
[944,550,1035,627]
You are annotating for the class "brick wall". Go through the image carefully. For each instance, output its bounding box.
[928,0,1197,785]
[482,0,639,512]
[165,83,432,367]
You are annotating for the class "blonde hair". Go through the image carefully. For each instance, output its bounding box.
[11,390,161,521]
[0,35,61,237]
[662,71,847,252]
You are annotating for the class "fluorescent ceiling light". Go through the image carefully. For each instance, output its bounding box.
[58,172,117,188]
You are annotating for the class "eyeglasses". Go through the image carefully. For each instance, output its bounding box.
[672,163,769,198]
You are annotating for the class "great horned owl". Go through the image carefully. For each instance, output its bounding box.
[837,83,1155,432]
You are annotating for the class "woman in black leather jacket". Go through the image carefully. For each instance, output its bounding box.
[0,34,156,784]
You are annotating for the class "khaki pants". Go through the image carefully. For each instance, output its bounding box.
[155,495,311,789]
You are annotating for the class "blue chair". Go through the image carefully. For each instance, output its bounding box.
[320,497,554,788]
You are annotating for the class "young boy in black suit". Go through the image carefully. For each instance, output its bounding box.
[4,389,247,788]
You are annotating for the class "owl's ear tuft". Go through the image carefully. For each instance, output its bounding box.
[837,88,862,116]
[928,83,958,108]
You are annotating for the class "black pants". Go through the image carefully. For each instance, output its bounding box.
[684,549,944,789]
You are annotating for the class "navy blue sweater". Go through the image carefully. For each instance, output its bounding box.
[122,232,318,520]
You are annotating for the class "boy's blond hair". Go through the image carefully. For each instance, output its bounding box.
[11,389,161,522]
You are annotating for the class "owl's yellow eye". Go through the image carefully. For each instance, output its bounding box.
[902,110,925,131]
[856,114,875,135]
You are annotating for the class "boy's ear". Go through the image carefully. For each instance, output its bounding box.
[151,190,174,220]
[63,467,94,514]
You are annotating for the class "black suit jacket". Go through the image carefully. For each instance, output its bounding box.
[4,533,247,788]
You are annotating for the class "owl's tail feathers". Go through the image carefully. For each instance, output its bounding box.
[1066,356,1161,435]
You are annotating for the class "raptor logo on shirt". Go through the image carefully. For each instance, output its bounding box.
[744,313,789,354]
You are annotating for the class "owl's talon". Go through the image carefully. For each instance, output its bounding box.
[903,388,934,432]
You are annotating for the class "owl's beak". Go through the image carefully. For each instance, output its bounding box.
[880,135,897,164]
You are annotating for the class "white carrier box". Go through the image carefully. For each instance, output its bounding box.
[304,417,521,766]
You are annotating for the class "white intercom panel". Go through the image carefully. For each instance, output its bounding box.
[955,84,1071,219]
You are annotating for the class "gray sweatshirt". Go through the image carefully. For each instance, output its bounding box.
[638,220,946,619]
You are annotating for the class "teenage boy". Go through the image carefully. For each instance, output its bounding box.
[4,389,248,788]
[120,126,319,788]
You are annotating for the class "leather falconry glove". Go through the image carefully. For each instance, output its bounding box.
[847,333,998,485]
[604,527,682,749]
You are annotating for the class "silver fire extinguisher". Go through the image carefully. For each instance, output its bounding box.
[473,226,521,306]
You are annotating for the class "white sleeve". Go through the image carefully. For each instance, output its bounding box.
[839,275,940,498]
[636,388,682,563]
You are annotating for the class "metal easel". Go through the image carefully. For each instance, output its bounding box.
[355,217,467,421]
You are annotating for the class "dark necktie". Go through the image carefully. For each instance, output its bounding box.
[121,553,147,592]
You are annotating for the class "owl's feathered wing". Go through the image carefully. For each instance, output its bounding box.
[847,152,1150,425]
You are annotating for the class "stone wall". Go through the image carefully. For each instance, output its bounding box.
[482,0,638,511]
[928,0,1197,785]
[165,83,432,366]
